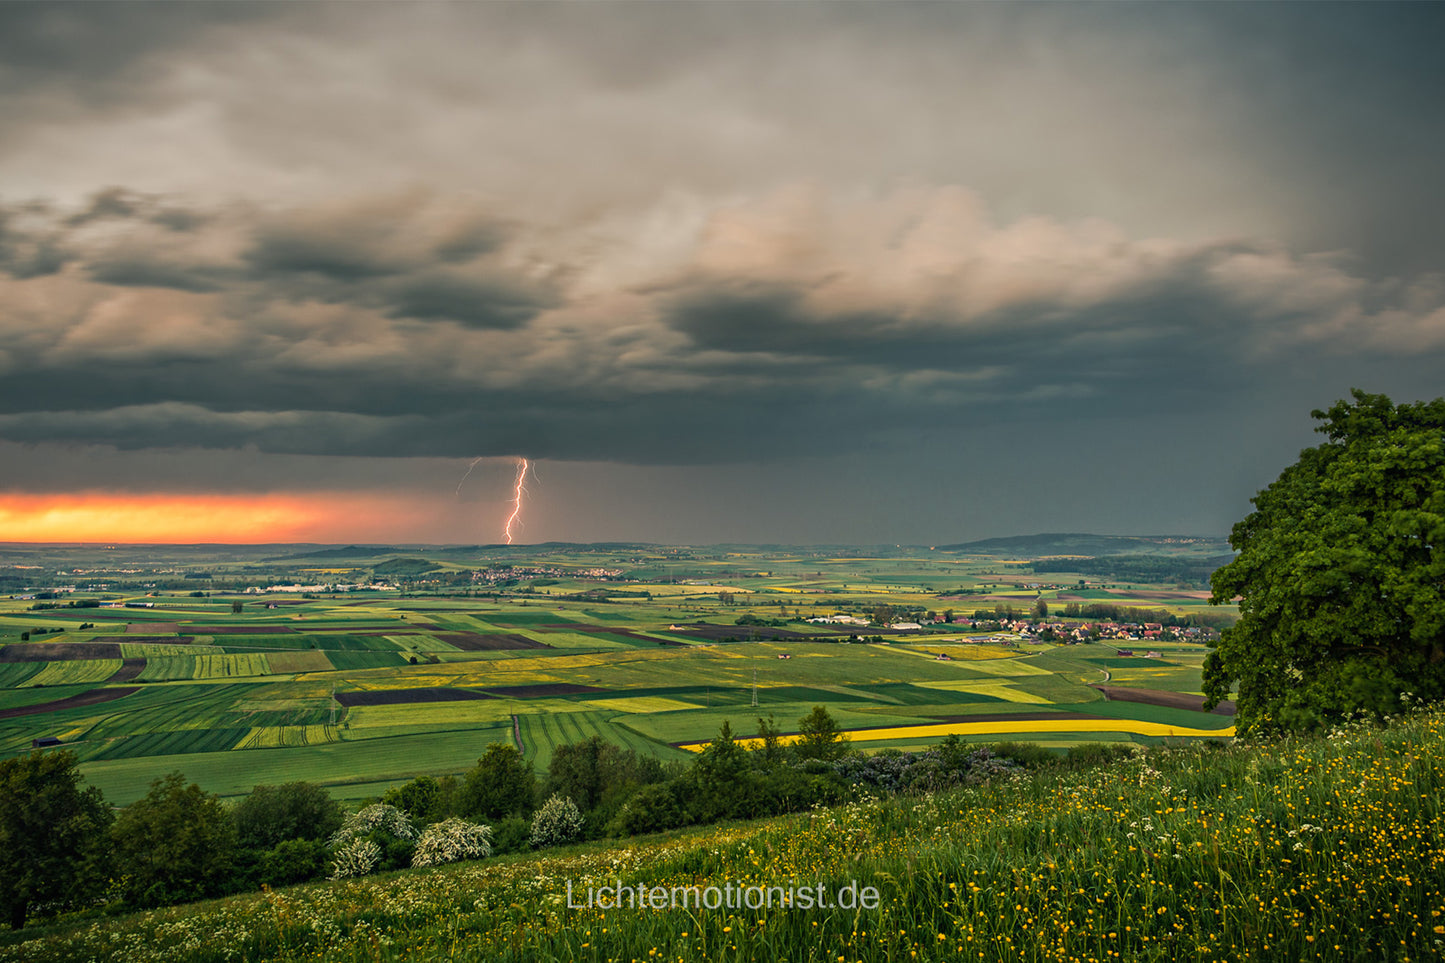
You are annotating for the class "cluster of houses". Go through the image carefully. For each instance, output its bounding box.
[1007,619,1215,643]
[242,582,394,594]
[469,564,623,585]
[807,612,1215,645]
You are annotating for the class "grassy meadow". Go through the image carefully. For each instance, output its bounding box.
[3,705,1440,963]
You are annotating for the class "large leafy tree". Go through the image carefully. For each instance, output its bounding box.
[0,750,113,930]
[1205,390,1445,732]
[111,773,237,908]
[232,781,342,850]
[460,743,536,820]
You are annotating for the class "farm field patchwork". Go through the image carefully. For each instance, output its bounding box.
[0,543,1238,802]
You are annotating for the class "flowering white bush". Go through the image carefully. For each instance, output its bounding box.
[529,794,584,848]
[325,803,417,879]
[411,818,493,868]
[329,803,418,847]
[327,838,381,880]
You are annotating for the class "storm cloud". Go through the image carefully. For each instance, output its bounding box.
[0,2,1442,542]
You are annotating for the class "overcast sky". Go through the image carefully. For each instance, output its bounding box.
[1,2,1442,544]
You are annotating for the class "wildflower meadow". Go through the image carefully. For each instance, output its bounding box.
[4,709,1442,963]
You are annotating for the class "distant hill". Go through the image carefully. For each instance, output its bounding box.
[935,533,1230,557]
[262,546,397,561]
[1029,553,1236,586]
[372,557,442,576]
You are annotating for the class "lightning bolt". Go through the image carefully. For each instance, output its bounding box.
[504,457,530,545]
[455,456,484,495]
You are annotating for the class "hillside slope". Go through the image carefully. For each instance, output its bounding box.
[5,712,1443,962]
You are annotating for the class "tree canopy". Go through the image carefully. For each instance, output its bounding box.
[461,743,536,821]
[1205,390,1445,732]
[0,750,112,930]
[232,781,342,850]
[111,773,237,908]
[796,704,848,761]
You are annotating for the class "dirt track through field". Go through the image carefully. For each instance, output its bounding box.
[511,713,525,753]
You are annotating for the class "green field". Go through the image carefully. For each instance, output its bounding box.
[0,542,1238,802]
[82,728,516,803]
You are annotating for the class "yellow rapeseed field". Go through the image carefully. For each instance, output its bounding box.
[680,716,1234,751]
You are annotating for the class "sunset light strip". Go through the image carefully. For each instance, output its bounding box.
[0,493,432,544]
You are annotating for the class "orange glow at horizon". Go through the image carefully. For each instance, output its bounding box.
[0,492,438,544]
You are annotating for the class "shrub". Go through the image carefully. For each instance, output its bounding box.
[1064,742,1137,768]
[328,838,381,880]
[328,803,417,878]
[330,803,417,846]
[961,749,1023,784]
[991,741,1056,769]
[411,818,492,868]
[529,794,584,848]
[609,782,686,837]
[490,816,532,855]
[382,776,445,823]
[254,838,328,887]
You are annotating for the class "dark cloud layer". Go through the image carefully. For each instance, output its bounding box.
[0,3,1442,541]
[0,184,1439,474]
[0,3,276,100]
